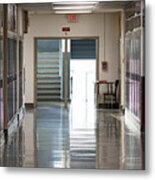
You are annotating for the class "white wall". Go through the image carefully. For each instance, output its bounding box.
[24,13,120,104]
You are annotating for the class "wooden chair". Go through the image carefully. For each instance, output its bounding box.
[103,80,119,108]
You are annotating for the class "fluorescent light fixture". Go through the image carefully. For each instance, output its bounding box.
[53,1,98,5]
[55,10,92,14]
[52,1,99,14]
[53,5,94,10]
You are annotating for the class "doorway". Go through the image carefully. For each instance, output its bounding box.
[35,37,98,108]
[69,39,97,130]
[35,38,66,105]
[70,39,96,103]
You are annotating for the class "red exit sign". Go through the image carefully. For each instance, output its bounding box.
[62,27,70,32]
[68,15,78,23]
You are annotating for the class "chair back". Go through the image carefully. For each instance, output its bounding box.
[115,80,119,100]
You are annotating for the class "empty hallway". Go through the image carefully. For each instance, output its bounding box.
[0,0,145,170]
[0,105,144,169]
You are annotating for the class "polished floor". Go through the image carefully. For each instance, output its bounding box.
[0,103,145,169]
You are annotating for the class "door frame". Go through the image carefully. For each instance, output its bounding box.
[34,36,99,108]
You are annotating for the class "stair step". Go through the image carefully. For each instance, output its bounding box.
[37,80,61,84]
[37,75,61,81]
[37,74,60,78]
[37,94,61,97]
[37,70,59,74]
[37,52,60,56]
[37,83,60,86]
[37,99,61,102]
[37,81,61,85]
[37,96,61,100]
[37,88,61,93]
[37,84,61,88]
[37,66,59,69]
[38,51,60,53]
[37,61,59,65]
[37,73,59,76]
[37,89,60,93]
[37,57,60,60]
[38,52,60,56]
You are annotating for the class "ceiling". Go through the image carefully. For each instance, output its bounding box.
[19,1,129,14]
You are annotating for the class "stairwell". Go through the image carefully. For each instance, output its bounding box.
[37,52,62,103]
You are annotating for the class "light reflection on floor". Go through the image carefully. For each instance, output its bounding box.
[0,105,144,169]
[0,59,144,169]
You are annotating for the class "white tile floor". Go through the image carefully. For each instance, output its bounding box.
[0,103,144,169]
[0,60,144,169]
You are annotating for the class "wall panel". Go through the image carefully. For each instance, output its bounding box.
[0,4,24,130]
[7,4,18,123]
[125,0,145,130]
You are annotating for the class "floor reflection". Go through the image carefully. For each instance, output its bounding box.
[0,105,144,169]
[34,106,70,168]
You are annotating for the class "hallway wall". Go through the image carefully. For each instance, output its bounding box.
[124,1,145,131]
[0,4,24,131]
[24,13,120,104]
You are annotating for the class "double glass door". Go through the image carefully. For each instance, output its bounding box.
[35,38,97,108]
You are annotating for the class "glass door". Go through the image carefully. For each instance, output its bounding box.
[35,38,70,107]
